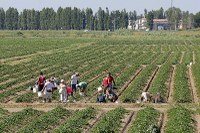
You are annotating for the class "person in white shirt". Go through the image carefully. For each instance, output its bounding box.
[42,78,55,103]
[141,91,150,102]
[58,79,67,103]
[71,72,80,94]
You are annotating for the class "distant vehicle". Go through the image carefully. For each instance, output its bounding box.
[84,29,91,32]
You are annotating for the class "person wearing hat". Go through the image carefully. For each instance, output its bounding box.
[97,86,106,103]
[58,79,67,102]
[76,81,87,96]
[71,72,80,95]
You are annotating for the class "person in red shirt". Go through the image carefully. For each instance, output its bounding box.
[102,72,116,94]
[107,72,115,90]
[103,77,109,88]
[37,72,46,91]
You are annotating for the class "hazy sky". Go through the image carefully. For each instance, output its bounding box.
[0,0,199,14]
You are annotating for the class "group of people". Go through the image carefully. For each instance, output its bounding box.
[35,71,163,104]
[139,91,164,103]
[96,72,118,103]
[35,72,87,103]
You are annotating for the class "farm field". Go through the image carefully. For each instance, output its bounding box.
[0,30,200,132]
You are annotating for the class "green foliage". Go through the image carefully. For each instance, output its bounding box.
[174,64,192,103]
[0,108,9,120]
[0,108,42,132]
[120,65,157,102]
[128,107,160,133]
[165,106,194,133]
[91,107,126,133]
[149,64,171,100]
[16,93,35,103]
[194,12,200,28]
[53,107,96,133]
[18,106,71,133]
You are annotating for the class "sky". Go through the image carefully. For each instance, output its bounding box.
[0,0,199,14]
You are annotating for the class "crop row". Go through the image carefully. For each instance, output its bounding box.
[120,65,157,102]
[0,44,101,90]
[192,51,200,98]
[0,43,131,86]
[88,51,157,102]
[165,106,194,133]
[148,64,172,101]
[1,45,123,102]
[90,107,126,133]
[154,52,171,65]
[17,46,132,102]
[167,52,182,65]
[0,38,91,59]
[128,107,160,133]
[173,64,192,103]
[53,107,96,133]
[0,108,43,132]
[182,52,193,65]
[18,106,72,132]
[0,108,10,122]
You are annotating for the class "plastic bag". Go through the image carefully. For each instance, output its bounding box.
[33,85,38,93]
[38,91,43,97]
[59,88,63,94]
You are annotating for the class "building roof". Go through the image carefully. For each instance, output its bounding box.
[153,19,168,22]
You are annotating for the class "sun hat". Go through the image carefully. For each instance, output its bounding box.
[75,72,79,76]
[97,86,103,92]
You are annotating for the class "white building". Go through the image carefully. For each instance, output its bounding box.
[128,18,147,30]
[135,18,147,30]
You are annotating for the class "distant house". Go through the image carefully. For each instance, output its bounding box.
[128,18,147,30]
[135,18,147,30]
[178,20,188,29]
[153,19,170,30]
[127,20,134,30]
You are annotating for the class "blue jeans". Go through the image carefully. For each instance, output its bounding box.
[71,84,77,92]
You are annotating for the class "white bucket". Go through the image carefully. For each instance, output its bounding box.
[38,92,43,97]
[33,86,38,93]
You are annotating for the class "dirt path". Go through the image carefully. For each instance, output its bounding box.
[143,66,160,92]
[193,51,196,64]
[160,46,163,53]
[2,103,172,112]
[160,112,166,133]
[179,52,184,64]
[195,114,200,133]
[168,65,175,103]
[82,111,105,133]
[120,111,135,133]
[188,66,199,103]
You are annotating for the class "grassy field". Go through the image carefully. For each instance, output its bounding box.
[0,30,200,132]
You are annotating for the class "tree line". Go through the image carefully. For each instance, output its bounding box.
[0,7,200,30]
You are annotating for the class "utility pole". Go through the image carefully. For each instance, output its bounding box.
[171,0,177,30]
[171,0,173,9]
